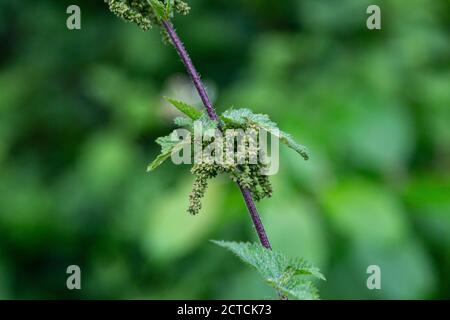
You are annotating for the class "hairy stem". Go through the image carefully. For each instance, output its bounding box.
[238,185,272,249]
[162,20,220,124]
[162,20,273,250]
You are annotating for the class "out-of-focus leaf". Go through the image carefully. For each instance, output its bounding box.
[403,175,450,247]
[321,179,409,246]
[0,258,11,299]
[217,269,276,299]
[143,178,222,262]
[261,181,328,267]
[322,240,436,299]
[338,99,415,173]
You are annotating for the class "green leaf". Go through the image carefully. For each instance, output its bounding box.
[267,277,319,300]
[147,131,187,171]
[278,133,310,161]
[174,116,194,128]
[212,241,325,300]
[166,0,174,16]
[197,113,218,132]
[148,0,168,20]
[164,97,203,120]
[221,108,310,160]
[220,108,252,126]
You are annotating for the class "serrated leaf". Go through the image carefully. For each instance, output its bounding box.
[221,108,310,160]
[174,116,194,128]
[212,241,325,300]
[164,97,203,120]
[267,278,319,300]
[147,131,188,171]
[196,113,218,131]
[220,108,251,127]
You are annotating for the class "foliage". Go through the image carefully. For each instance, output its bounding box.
[164,97,202,120]
[0,0,448,300]
[106,0,321,298]
[105,0,190,30]
[212,241,325,300]
[221,108,310,160]
[148,102,309,216]
[146,132,187,171]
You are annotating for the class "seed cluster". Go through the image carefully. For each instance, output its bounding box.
[173,1,190,15]
[105,0,190,30]
[187,127,273,215]
[188,163,273,216]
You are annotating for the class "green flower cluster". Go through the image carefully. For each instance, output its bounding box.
[148,100,309,216]
[105,0,190,30]
[173,0,190,15]
[188,133,273,215]
[188,161,273,215]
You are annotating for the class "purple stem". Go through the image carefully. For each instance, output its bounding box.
[162,20,272,250]
[239,185,272,249]
[162,20,219,124]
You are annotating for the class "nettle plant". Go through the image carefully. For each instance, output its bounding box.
[106,0,325,299]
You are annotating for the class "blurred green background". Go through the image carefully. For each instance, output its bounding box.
[0,0,449,299]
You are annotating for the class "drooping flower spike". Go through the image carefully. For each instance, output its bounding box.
[147,99,308,216]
